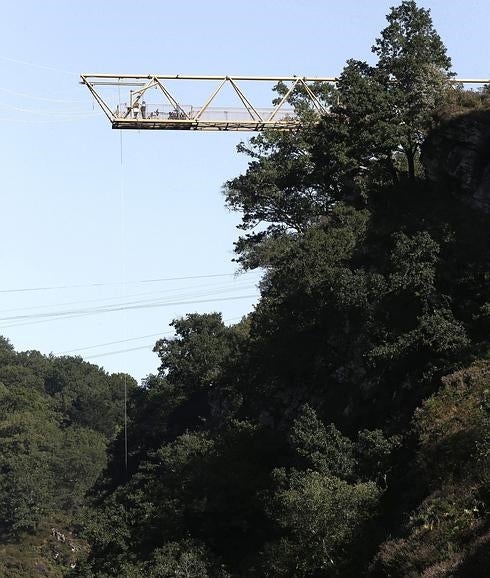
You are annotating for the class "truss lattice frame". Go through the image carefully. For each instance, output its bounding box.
[80,74,490,132]
[80,74,336,131]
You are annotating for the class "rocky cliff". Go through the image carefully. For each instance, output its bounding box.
[421,110,490,212]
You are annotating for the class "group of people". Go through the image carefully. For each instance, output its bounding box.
[116,101,188,121]
[130,99,147,119]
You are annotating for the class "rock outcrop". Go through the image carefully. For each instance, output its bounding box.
[421,110,490,212]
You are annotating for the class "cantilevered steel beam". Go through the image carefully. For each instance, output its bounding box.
[80,74,335,131]
[80,74,490,132]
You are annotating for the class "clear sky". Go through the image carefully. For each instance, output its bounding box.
[1,0,489,382]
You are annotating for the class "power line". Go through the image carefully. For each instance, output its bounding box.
[0,85,87,103]
[0,294,257,329]
[74,315,246,360]
[0,271,259,294]
[0,115,102,124]
[0,101,101,116]
[56,331,171,356]
[84,344,155,359]
[0,55,77,76]
[55,316,244,355]
[0,283,257,323]
[0,278,258,315]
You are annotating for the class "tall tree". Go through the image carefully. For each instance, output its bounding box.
[372,0,453,179]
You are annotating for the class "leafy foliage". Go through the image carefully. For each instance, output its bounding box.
[74,4,488,575]
[262,469,380,577]
[0,344,133,575]
[3,3,490,577]
[371,363,490,576]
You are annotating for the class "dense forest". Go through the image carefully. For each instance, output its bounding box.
[1,1,489,576]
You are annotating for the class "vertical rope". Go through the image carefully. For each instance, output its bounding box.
[120,128,128,478]
[117,81,129,483]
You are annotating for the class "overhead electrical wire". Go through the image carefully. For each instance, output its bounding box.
[56,331,173,355]
[4,288,257,322]
[0,101,101,116]
[0,281,258,322]
[0,55,78,76]
[0,115,102,124]
[56,315,244,356]
[0,85,87,103]
[62,316,246,360]
[0,278,260,315]
[84,344,156,359]
[0,75,100,124]
[0,271,259,294]
[0,290,258,329]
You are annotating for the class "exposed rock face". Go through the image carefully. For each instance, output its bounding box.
[421,110,490,212]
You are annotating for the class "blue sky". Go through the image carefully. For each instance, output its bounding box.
[1,0,489,381]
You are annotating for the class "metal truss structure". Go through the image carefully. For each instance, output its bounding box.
[80,74,489,132]
[80,74,336,131]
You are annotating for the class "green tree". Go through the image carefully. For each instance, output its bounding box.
[153,313,241,391]
[224,111,357,269]
[45,356,135,437]
[355,429,398,485]
[372,0,453,179]
[290,405,355,480]
[333,59,400,187]
[263,469,380,576]
[0,336,15,365]
[55,426,107,510]
[145,540,229,578]
[224,1,455,271]
[0,404,61,533]
[148,313,248,437]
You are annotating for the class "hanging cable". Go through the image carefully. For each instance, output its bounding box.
[119,127,128,478]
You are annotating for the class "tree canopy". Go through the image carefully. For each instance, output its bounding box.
[2,2,489,577]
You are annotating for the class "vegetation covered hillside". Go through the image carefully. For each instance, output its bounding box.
[0,338,136,577]
[70,2,488,577]
[1,2,489,577]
